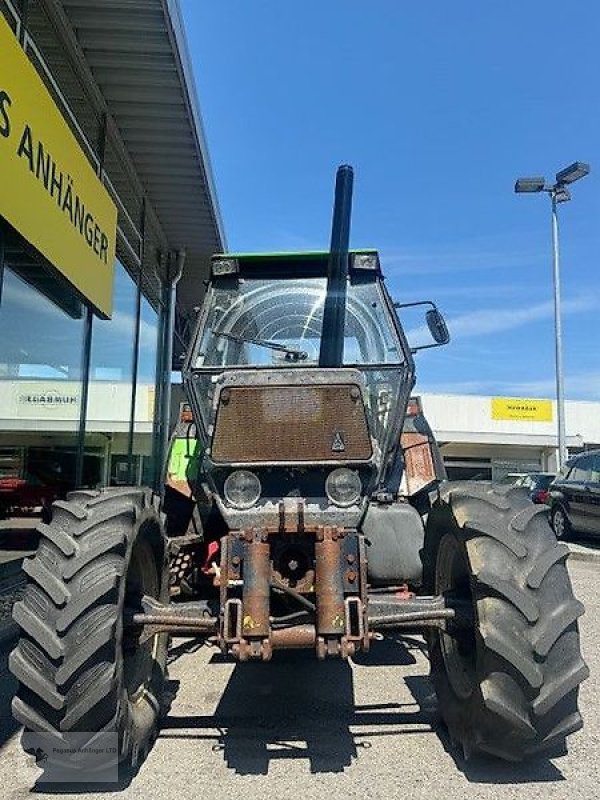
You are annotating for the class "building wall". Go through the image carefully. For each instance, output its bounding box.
[421,393,600,447]
[0,1,162,508]
[420,393,600,479]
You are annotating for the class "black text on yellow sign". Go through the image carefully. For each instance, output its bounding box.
[0,14,117,317]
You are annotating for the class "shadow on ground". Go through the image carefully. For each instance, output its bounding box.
[162,634,566,782]
[162,636,435,774]
[0,636,20,750]
[0,633,567,789]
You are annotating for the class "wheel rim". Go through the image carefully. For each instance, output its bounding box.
[123,533,160,703]
[435,534,477,700]
[553,509,565,538]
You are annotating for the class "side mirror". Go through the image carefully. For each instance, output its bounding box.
[393,300,451,353]
[426,308,450,345]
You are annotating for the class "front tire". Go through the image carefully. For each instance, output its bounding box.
[551,505,572,540]
[10,487,169,775]
[424,482,588,761]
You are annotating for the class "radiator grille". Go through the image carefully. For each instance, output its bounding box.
[211,384,372,463]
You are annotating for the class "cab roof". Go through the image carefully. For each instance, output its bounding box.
[210,250,381,278]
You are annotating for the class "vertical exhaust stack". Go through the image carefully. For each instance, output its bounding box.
[318,164,354,367]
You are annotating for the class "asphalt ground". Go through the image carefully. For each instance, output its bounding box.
[0,556,598,799]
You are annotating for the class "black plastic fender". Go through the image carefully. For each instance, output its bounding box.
[361,501,424,586]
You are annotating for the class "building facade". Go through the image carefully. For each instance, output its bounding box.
[0,0,223,515]
[421,393,600,480]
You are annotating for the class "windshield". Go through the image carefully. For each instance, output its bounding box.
[188,275,411,478]
[193,276,404,369]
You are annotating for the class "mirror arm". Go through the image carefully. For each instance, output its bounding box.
[410,341,447,354]
[393,300,436,311]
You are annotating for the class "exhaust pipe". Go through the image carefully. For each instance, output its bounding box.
[318,164,354,368]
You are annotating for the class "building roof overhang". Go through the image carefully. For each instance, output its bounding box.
[30,0,225,315]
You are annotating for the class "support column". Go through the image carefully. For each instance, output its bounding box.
[127,201,146,485]
[75,306,93,487]
[153,250,185,493]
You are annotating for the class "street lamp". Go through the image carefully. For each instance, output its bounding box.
[514,162,590,470]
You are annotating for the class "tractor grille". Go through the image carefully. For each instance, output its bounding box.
[211,384,372,463]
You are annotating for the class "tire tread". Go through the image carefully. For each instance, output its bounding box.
[426,481,588,761]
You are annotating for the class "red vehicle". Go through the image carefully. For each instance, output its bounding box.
[520,472,556,504]
[0,474,65,522]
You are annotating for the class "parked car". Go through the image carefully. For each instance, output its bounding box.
[496,472,529,487]
[0,472,66,522]
[520,472,556,504]
[548,450,600,538]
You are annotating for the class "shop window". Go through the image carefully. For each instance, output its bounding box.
[0,251,85,512]
[446,466,493,482]
[132,295,159,486]
[83,259,138,486]
[0,267,84,382]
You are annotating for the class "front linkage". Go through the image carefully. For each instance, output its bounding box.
[128,524,455,661]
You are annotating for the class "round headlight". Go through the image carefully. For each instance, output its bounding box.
[223,470,262,509]
[325,468,362,507]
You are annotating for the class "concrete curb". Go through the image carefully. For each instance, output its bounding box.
[0,553,31,580]
[568,545,600,563]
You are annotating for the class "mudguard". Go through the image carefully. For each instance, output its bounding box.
[361,501,424,586]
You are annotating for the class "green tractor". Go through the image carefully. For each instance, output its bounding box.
[10,166,587,774]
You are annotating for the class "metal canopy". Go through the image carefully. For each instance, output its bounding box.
[55,0,226,314]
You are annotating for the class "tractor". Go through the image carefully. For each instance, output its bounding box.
[10,166,588,775]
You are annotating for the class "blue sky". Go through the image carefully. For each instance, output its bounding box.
[180,1,599,400]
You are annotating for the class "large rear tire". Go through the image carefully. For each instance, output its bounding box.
[10,487,169,775]
[423,482,588,761]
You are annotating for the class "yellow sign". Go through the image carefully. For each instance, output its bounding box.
[0,15,116,316]
[492,397,553,422]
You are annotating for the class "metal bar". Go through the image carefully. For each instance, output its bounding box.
[551,193,567,469]
[127,273,142,484]
[3,0,20,34]
[271,576,316,612]
[318,164,353,367]
[129,613,217,629]
[18,0,28,46]
[75,307,93,487]
[97,112,108,171]
[369,609,455,628]
[127,201,146,484]
[156,251,185,494]
[271,624,316,649]
[152,256,167,492]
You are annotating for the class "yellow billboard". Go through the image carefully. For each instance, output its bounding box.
[0,14,116,317]
[492,397,553,422]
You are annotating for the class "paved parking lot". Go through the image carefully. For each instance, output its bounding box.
[0,556,598,800]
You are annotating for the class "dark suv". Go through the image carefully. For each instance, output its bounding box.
[549,450,600,538]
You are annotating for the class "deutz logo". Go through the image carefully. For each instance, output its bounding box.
[331,431,346,452]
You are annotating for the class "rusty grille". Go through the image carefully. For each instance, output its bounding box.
[211,384,372,463]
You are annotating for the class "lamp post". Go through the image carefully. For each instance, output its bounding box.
[515,162,590,470]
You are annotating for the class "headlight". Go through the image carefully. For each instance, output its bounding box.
[325,468,362,507]
[223,470,262,509]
